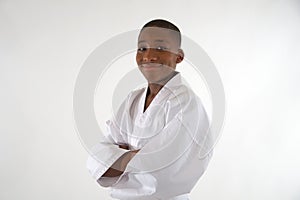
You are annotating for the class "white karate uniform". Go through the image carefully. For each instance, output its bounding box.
[87,73,213,200]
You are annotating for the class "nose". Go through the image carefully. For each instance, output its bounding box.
[142,48,158,62]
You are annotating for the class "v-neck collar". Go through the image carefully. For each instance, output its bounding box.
[140,72,182,114]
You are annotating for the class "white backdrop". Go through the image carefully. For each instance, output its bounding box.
[1,0,300,200]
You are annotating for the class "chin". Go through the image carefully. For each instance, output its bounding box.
[140,68,175,84]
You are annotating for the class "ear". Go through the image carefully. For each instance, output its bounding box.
[176,49,184,64]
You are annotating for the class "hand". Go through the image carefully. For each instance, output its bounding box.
[118,143,140,157]
[131,149,140,154]
[118,144,129,150]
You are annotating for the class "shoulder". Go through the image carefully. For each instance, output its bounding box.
[167,84,200,108]
[164,84,207,119]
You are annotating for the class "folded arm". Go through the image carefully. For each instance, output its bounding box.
[102,144,140,177]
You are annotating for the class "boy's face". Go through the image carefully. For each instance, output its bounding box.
[136,27,183,84]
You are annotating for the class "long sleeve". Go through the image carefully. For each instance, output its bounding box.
[86,91,140,186]
[111,86,214,199]
[86,119,130,181]
[86,73,215,199]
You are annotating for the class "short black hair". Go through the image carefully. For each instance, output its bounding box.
[141,19,181,46]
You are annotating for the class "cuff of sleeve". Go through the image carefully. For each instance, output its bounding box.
[86,146,130,180]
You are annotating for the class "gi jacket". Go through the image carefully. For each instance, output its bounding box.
[87,73,213,200]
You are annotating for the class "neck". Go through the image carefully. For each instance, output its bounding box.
[147,71,178,97]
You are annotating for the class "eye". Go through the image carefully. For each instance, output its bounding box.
[156,46,167,51]
[138,47,147,52]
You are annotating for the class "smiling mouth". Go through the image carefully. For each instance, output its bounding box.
[140,63,163,70]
